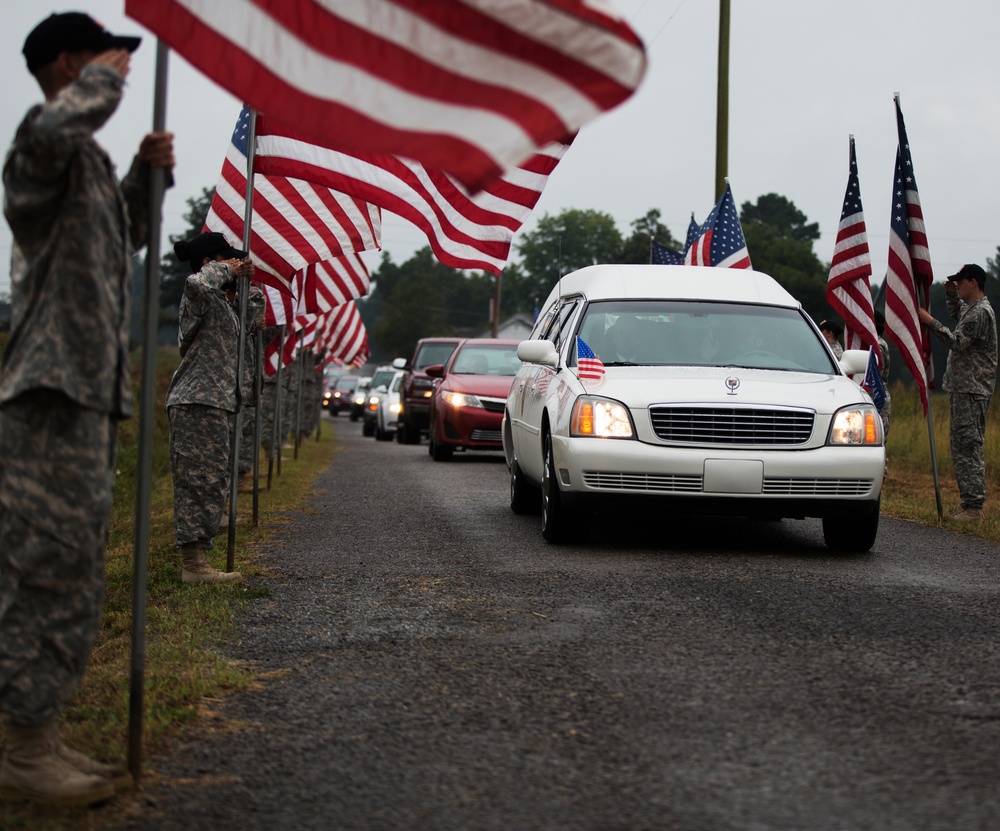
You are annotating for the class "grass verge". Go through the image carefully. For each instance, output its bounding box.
[882,381,1000,538]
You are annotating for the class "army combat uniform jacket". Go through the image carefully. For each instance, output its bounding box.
[927,294,998,396]
[1,63,152,417]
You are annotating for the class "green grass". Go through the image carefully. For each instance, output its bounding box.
[881,381,1000,537]
[0,345,336,830]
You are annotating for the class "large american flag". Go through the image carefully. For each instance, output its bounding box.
[826,136,878,356]
[206,107,380,295]
[125,0,646,192]
[253,114,568,275]
[684,182,751,269]
[885,95,933,414]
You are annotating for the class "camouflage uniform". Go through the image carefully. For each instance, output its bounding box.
[283,346,301,440]
[0,65,155,726]
[237,297,266,477]
[260,326,294,456]
[299,349,318,439]
[166,263,263,549]
[927,293,998,510]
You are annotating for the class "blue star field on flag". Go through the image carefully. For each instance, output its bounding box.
[684,212,700,254]
[651,240,684,265]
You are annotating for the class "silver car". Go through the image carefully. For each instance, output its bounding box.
[374,370,406,442]
[502,264,885,551]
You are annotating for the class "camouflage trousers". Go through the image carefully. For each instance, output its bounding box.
[169,404,231,550]
[0,390,116,726]
[950,392,990,510]
[237,405,258,477]
[879,391,892,440]
[259,375,294,455]
[300,382,318,437]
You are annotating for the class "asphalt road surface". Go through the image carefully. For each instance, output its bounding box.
[121,416,1000,831]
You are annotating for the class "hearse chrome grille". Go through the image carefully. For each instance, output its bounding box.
[649,406,814,446]
[582,472,703,492]
[762,478,873,496]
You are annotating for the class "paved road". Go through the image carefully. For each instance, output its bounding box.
[122,416,1000,831]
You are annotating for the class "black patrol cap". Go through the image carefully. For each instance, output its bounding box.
[950,263,987,288]
[23,12,142,74]
[174,232,248,265]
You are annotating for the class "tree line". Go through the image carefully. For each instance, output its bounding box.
[145,187,1000,389]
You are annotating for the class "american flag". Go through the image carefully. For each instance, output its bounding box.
[576,337,605,380]
[826,136,878,356]
[684,182,751,269]
[683,212,700,255]
[885,95,933,414]
[253,114,568,275]
[295,256,371,315]
[125,0,646,193]
[321,302,368,367]
[651,240,684,265]
[205,106,380,295]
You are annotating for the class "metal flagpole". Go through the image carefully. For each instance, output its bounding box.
[252,329,263,525]
[920,334,944,518]
[293,340,305,460]
[128,40,169,782]
[227,108,257,572]
[267,324,285,489]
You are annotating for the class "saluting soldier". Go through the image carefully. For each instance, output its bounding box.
[167,232,263,582]
[0,12,173,807]
[919,263,999,524]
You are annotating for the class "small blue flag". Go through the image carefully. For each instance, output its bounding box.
[863,347,887,412]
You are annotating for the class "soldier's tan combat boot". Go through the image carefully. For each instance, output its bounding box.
[947,507,983,524]
[54,735,132,793]
[0,722,115,807]
[180,547,242,584]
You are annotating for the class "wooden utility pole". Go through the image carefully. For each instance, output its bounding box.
[715,0,730,200]
[491,273,501,338]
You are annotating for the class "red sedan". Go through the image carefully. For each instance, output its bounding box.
[426,339,521,461]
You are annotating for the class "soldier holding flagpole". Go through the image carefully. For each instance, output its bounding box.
[918,264,998,524]
[0,12,173,807]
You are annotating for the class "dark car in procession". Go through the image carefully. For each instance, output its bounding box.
[395,337,462,444]
[325,374,361,416]
[426,339,521,461]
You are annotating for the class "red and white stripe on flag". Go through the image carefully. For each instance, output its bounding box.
[885,96,933,414]
[254,116,568,275]
[295,254,371,316]
[320,302,368,367]
[205,107,380,296]
[826,136,878,356]
[124,0,645,192]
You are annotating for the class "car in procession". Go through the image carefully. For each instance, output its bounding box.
[425,338,522,461]
[362,365,402,436]
[374,369,406,441]
[349,376,373,421]
[502,263,885,552]
[395,337,463,444]
[325,374,361,415]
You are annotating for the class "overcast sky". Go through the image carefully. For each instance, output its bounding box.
[2,1,998,299]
